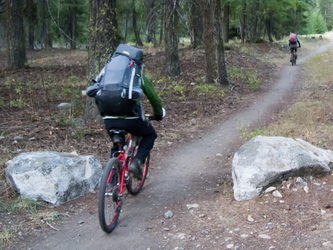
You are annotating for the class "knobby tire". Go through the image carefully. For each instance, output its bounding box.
[98,158,122,234]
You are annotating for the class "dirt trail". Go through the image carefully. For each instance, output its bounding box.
[20,41,333,250]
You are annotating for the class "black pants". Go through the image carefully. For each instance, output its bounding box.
[104,118,157,163]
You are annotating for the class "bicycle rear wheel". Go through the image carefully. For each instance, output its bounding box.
[128,154,150,195]
[292,51,296,66]
[98,158,122,233]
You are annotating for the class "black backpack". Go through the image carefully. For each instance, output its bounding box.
[87,44,144,116]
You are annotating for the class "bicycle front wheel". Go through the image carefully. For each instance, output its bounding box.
[98,158,122,233]
[128,154,150,195]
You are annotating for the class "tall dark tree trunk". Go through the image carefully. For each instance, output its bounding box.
[239,0,246,43]
[203,0,228,85]
[145,0,157,45]
[132,0,143,46]
[213,0,229,85]
[25,0,36,50]
[39,0,52,49]
[85,0,119,121]
[124,9,131,42]
[265,19,273,42]
[222,1,229,43]
[69,0,77,49]
[203,0,216,83]
[6,0,26,69]
[164,0,180,76]
[190,0,203,48]
[159,3,164,45]
[249,0,260,42]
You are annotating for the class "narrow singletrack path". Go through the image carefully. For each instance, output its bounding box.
[26,41,333,250]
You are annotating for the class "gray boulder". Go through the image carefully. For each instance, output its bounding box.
[232,136,333,201]
[5,151,103,205]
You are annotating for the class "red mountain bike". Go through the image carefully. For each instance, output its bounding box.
[98,115,153,234]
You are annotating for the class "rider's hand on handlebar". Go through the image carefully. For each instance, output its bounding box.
[152,108,166,121]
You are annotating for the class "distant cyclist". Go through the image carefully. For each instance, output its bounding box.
[289,33,301,62]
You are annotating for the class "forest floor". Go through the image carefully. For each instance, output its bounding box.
[1,35,333,249]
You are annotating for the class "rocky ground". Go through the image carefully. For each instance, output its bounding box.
[1,39,333,249]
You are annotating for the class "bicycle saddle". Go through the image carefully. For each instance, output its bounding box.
[109,129,128,144]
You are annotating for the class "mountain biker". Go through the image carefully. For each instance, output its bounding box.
[289,33,301,62]
[103,74,164,180]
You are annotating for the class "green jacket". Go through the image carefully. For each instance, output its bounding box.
[141,75,163,117]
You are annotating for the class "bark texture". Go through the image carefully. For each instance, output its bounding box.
[191,0,203,48]
[204,0,229,85]
[203,0,216,83]
[222,1,229,43]
[132,0,143,46]
[213,0,229,85]
[6,0,27,69]
[164,0,180,76]
[85,0,119,121]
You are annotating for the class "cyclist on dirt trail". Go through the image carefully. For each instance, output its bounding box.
[289,33,301,62]
[104,74,164,180]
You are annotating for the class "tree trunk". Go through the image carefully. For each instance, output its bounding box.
[265,19,273,42]
[25,0,36,50]
[39,0,52,49]
[164,0,180,76]
[222,1,229,43]
[239,0,246,43]
[85,0,119,121]
[6,0,26,69]
[203,0,216,83]
[190,0,203,48]
[132,0,143,46]
[124,9,131,42]
[249,0,260,43]
[213,0,229,85]
[159,2,164,45]
[69,0,77,49]
[145,0,157,45]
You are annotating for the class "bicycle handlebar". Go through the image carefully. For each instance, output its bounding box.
[145,108,166,121]
[145,114,155,121]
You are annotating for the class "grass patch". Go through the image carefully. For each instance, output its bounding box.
[0,198,44,214]
[0,227,17,248]
[194,84,225,96]
[227,66,261,91]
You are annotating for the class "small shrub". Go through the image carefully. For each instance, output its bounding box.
[227,66,246,80]
[0,227,16,247]
[248,73,261,91]
[173,85,185,95]
[194,84,225,96]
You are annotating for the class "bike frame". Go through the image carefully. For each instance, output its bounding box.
[98,113,156,233]
[112,134,134,196]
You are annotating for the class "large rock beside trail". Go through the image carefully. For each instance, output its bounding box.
[232,136,333,201]
[5,151,103,205]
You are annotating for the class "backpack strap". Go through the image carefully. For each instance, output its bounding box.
[128,60,136,99]
[140,64,144,86]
